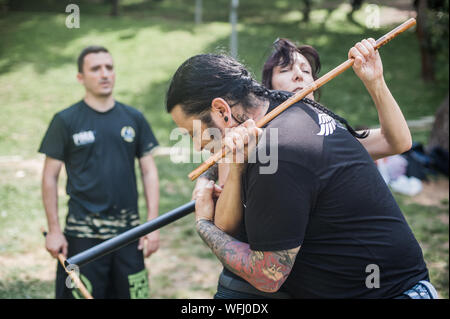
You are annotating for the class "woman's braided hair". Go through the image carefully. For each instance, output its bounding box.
[166,53,368,139]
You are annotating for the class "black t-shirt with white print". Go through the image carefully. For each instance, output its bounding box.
[39,100,158,239]
[223,96,428,298]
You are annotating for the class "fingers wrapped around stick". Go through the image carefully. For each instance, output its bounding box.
[222,119,262,165]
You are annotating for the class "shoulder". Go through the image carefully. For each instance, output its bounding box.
[260,101,324,167]
[57,101,84,117]
[116,101,145,118]
[53,101,85,126]
[116,102,151,129]
[271,100,320,132]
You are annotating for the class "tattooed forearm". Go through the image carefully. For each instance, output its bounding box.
[199,163,218,181]
[196,218,234,253]
[196,219,300,292]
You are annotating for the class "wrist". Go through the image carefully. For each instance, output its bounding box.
[365,78,391,106]
[48,223,62,234]
[363,76,386,92]
[196,217,213,228]
[146,205,159,219]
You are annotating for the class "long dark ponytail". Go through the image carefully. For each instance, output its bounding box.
[166,54,368,139]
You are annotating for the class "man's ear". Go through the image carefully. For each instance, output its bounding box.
[76,72,84,85]
[211,98,231,125]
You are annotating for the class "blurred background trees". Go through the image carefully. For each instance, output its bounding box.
[0,0,448,299]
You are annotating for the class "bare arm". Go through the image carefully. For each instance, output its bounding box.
[195,165,300,292]
[42,156,67,257]
[211,122,261,236]
[139,154,159,221]
[217,162,229,186]
[214,165,245,236]
[350,38,412,160]
[196,219,299,292]
[358,79,412,160]
[138,154,160,257]
[192,162,243,235]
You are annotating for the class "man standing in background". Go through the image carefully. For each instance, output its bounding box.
[39,46,160,299]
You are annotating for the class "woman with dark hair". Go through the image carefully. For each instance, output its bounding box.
[263,38,412,160]
[166,42,435,298]
[262,38,322,101]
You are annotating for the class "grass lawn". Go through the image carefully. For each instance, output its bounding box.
[0,0,448,298]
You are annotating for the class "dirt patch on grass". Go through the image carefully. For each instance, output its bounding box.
[0,249,55,282]
[407,178,449,208]
[145,240,221,298]
[0,156,43,175]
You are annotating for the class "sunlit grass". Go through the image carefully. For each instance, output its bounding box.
[0,0,447,299]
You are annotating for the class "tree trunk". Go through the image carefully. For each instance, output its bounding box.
[110,0,119,16]
[0,0,9,14]
[350,0,364,12]
[415,0,436,82]
[302,0,311,22]
[427,94,449,152]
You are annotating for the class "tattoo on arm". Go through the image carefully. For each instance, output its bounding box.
[200,163,218,181]
[196,219,299,293]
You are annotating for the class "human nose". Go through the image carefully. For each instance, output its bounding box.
[292,65,303,82]
[100,66,110,78]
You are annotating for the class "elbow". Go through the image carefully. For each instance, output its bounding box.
[142,167,159,182]
[42,173,58,188]
[396,135,413,154]
[252,277,288,293]
[402,138,413,153]
[385,131,412,156]
[401,128,413,153]
[244,248,299,294]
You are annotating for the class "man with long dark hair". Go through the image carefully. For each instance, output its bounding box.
[166,48,436,298]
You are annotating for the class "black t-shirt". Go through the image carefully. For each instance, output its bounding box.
[225,97,428,298]
[39,100,158,239]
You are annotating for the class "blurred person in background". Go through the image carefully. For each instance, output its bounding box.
[39,46,160,299]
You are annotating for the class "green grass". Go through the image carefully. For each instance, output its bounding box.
[0,1,448,157]
[0,0,448,299]
[396,195,449,297]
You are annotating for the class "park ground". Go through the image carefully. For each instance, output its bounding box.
[0,0,448,298]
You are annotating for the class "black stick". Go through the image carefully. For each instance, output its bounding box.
[66,200,196,267]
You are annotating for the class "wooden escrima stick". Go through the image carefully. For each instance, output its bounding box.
[41,227,94,299]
